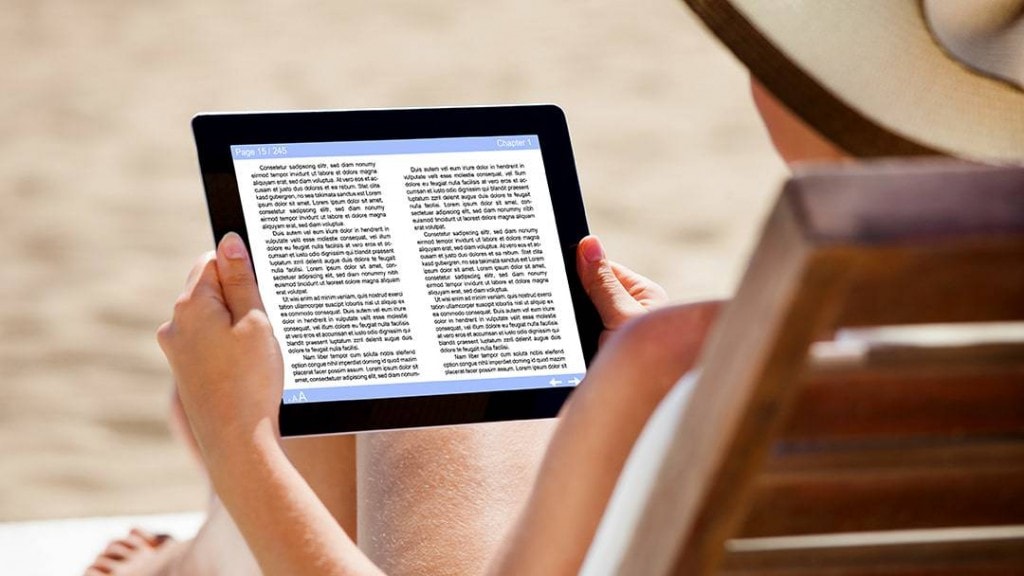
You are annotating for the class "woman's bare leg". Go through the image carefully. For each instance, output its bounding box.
[357,420,556,576]
[352,303,718,576]
[169,401,554,576]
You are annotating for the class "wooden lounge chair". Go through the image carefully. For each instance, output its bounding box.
[582,161,1024,575]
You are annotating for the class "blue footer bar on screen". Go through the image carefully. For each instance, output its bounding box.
[282,373,586,404]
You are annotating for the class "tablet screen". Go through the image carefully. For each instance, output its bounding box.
[229,135,587,405]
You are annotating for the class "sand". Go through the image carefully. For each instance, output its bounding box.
[0,0,784,521]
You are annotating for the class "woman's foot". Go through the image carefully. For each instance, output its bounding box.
[83,528,183,576]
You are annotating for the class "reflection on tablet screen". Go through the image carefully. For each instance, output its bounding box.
[230,135,586,404]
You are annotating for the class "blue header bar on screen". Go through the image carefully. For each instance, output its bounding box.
[231,135,540,160]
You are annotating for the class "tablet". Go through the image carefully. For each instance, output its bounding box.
[192,105,601,435]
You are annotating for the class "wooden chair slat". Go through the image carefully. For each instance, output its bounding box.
[722,527,1024,575]
[830,242,1024,327]
[741,446,1024,537]
[780,370,1024,442]
[764,438,1024,474]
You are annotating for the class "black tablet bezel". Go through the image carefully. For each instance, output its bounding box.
[192,104,601,435]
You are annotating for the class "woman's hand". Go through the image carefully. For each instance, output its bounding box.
[157,232,283,460]
[157,234,381,576]
[576,235,669,344]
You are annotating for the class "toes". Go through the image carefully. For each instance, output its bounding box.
[88,555,119,574]
[130,526,156,542]
[125,531,151,550]
[115,536,140,550]
[102,541,134,560]
[85,529,177,576]
[128,526,173,547]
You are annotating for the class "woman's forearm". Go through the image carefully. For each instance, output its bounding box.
[205,418,383,576]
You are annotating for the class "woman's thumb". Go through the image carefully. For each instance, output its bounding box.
[215,232,264,322]
[576,236,645,329]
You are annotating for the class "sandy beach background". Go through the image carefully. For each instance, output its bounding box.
[0,0,784,521]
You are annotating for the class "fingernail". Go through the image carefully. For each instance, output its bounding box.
[582,237,605,264]
[221,232,247,260]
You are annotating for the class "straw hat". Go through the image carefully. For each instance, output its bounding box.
[681,0,1024,163]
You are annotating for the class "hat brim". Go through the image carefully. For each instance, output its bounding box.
[682,0,1024,163]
